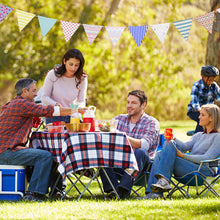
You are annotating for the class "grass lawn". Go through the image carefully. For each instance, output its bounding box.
[0,120,220,220]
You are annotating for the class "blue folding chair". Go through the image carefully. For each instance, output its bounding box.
[167,157,220,198]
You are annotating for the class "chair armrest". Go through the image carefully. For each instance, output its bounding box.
[200,157,220,168]
[198,157,220,171]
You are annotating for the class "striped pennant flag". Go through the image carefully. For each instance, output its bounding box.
[83,24,103,45]
[151,23,170,44]
[128,25,148,47]
[38,15,57,38]
[15,9,35,31]
[173,18,192,41]
[61,21,80,42]
[0,3,13,23]
[194,11,214,34]
[105,26,125,46]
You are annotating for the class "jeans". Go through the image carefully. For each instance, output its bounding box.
[187,111,204,133]
[0,148,53,195]
[100,148,150,197]
[46,116,71,124]
[146,141,213,194]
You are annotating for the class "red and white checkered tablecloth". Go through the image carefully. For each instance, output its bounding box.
[29,131,139,179]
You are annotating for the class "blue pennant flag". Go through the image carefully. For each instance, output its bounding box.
[173,18,192,41]
[128,25,148,47]
[38,15,57,38]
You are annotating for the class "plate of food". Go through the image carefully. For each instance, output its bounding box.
[95,119,118,132]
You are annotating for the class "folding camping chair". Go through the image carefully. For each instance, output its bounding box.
[131,134,166,196]
[167,157,220,198]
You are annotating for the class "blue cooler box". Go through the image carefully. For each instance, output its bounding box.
[0,165,26,200]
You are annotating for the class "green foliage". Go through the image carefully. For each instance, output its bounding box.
[0,0,209,120]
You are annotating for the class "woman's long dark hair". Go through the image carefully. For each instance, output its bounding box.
[55,49,86,88]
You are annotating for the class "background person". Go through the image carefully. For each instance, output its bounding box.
[187,65,220,135]
[41,48,88,124]
[100,90,160,199]
[139,104,220,200]
[0,78,73,201]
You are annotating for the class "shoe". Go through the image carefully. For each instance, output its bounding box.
[106,191,117,200]
[23,191,47,202]
[50,191,72,200]
[151,178,172,193]
[116,187,130,199]
[137,192,163,200]
[187,130,195,136]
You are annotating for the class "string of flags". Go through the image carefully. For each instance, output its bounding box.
[0,3,219,47]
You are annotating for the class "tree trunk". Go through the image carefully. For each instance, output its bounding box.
[206,0,220,85]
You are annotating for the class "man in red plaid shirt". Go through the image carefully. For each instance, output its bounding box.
[0,78,72,201]
[100,90,160,199]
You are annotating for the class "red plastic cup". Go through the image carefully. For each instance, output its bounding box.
[52,121,61,126]
[164,128,173,140]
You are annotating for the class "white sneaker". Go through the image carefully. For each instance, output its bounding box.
[151,178,172,193]
[137,192,163,200]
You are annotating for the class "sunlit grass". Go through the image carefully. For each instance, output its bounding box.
[0,120,219,219]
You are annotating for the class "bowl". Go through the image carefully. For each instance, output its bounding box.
[66,123,91,132]
[47,125,65,133]
[95,119,118,132]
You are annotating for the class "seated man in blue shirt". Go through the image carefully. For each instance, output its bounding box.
[100,90,160,199]
[187,65,220,134]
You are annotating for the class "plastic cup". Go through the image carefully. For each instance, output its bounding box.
[52,121,61,126]
[164,128,173,140]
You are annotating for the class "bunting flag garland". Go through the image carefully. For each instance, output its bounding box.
[128,25,148,47]
[194,11,214,33]
[38,15,57,38]
[173,18,192,41]
[105,26,125,46]
[83,24,103,45]
[61,21,80,42]
[150,23,170,44]
[0,3,218,46]
[0,3,13,23]
[15,9,35,31]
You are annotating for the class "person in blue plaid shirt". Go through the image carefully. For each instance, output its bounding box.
[187,65,220,134]
[100,90,160,199]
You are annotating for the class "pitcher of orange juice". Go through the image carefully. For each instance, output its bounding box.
[71,113,80,123]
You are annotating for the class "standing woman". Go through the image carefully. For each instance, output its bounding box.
[139,104,220,200]
[41,49,88,124]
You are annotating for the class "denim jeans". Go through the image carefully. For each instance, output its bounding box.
[0,148,53,195]
[187,111,203,133]
[146,141,213,194]
[46,116,71,124]
[100,148,150,197]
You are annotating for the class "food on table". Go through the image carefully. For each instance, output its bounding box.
[66,123,91,132]
[96,120,118,132]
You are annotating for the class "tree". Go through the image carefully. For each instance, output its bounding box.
[206,0,220,85]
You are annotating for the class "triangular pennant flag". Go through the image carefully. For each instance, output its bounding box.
[150,23,170,44]
[217,8,220,13]
[61,21,80,42]
[38,15,57,38]
[173,18,192,41]
[194,11,214,33]
[105,26,125,46]
[15,9,35,31]
[0,3,13,23]
[128,25,148,47]
[83,24,103,45]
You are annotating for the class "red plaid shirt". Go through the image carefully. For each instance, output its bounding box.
[0,96,54,153]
